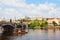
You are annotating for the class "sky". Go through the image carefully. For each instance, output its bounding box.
[0,0,60,19]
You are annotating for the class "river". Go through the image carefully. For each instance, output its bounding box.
[0,29,60,40]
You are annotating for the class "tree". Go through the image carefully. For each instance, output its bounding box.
[28,23,35,29]
[28,19,40,28]
[40,19,48,27]
[53,21,58,26]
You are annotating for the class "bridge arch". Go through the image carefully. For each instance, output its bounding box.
[16,24,27,30]
[2,24,14,32]
[16,24,22,29]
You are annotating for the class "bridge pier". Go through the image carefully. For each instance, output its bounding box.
[0,27,3,33]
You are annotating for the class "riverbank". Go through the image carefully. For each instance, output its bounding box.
[28,26,60,29]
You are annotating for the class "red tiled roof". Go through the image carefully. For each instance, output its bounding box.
[47,18,54,20]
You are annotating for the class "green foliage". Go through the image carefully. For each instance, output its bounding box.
[28,19,48,28]
[53,21,58,26]
[28,19,40,28]
[34,20,40,26]
[28,23,35,28]
[40,20,48,27]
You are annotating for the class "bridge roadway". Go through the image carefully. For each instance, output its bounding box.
[0,22,28,32]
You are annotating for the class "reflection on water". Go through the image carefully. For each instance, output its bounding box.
[0,29,60,40]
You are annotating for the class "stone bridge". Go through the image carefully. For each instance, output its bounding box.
[0,22,28,32]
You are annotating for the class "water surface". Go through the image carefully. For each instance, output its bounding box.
[0,29,60,40]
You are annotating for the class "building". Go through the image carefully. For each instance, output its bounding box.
[47,18,55,24]
[47,18,60,25]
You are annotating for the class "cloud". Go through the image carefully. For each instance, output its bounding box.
[0,0,60,19]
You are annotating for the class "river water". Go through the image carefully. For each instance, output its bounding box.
[0,29,60,40]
